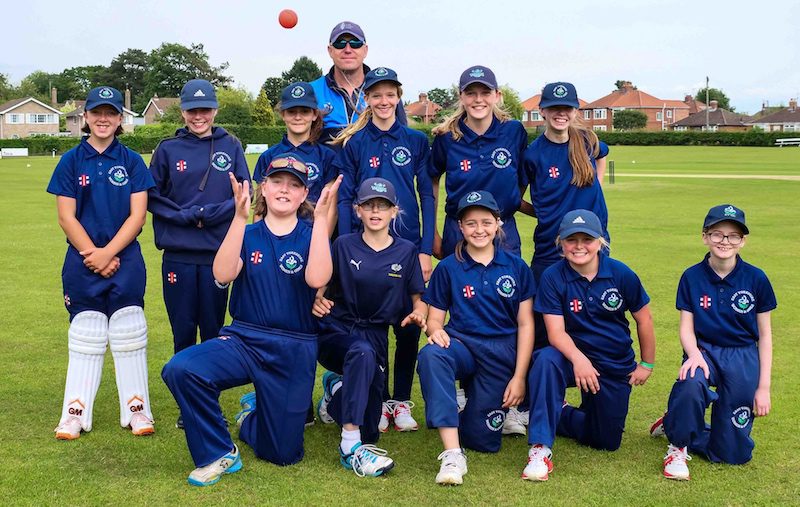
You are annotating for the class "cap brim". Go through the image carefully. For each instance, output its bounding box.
[559,225,603,239]
[86,100,123,113]
[459,79,497,91]
[330,30,364,43]
[279,99,318,111]
[356,194,396,205]
[266,167,308,186]
[539,99,580,109]
[181,100,219,110]
[365,78,402,91]
[704,218,749,235]
[457,202,500,218]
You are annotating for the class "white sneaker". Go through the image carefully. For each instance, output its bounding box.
[663,444,691,480]
[502,407,528,436]
[521,444,553,481]
[340,442,395,477]
[188,445,243,486]
[378,401,393,433]
[650,412,666,438]
[55,416,82,440]
[393,400,419,431]
[435,449,468,485]
[456,388,467,413]
[130,412,154,436]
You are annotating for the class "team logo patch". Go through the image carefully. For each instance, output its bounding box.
[731,406,751,429]
[491,148,512,169]
[600,288,623,311]
[369,156,380,168]
[463,285,475,298]
[279,251,304,274]
[322,102,333,113]
[699,295,712,309]
[108,166,129,186]
[724,205,737,217]
[291,85,306,98]
[64,294,71,306]
[388,263,403,278]
[78,174,90,187]
[496,275,517,298]
[553,84,568,98]
[391,146,412,166]
[485,410,505,431]
[98,87,114,99]
[250,251,263,264]
[460,159,471,172]
[730,290,755,314]
[466,191,482,204]
[570,299,583,313]
[371,181,388,193]
[374,67,389,77]
[306,162,320,181]
[549,166,560,179]
[469,68,485,78]
[167,272,177,284]
[176,160,187,172]
[211,151,232,171]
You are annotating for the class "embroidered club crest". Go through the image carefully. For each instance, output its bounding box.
[291,86,306,98]
[212,151,232,171]
[491,148,512,169]
[469,68,485,78]
[279,251,304,274]
[601,288,623,311]
[466,191,481,204]
[496,275,517,298]
[306,162,320,181]
[371,181,388,193]
[553,84,568,98]
[108,166,129,186]
[730,290,755,314]
[391,146,412,166]
[98,87,114,99]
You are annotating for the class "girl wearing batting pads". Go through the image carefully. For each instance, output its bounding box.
[162,155,340,486]
[49,86,155,440]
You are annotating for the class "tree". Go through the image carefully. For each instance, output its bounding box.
[281,56,323,84]
[59,65,106,98]
[158,103,183,124]
[261,77,287,107]
[426,87,458,109]
[99,49,150,112]
[252,88,276,126]
[615,80,637,90]
[0,73,15,102]
[500,85,524,120]
[16,71,51,102]
[613,109,648,130]
[145,42,231,100]
[695,87,733,111]
[215,86,254,125]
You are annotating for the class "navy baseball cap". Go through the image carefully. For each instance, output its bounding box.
[85,86,123,113]
[703,204,749,234]
[329,21,366,43]
[459,66,498,91]
[457,190,500,217]
[280,82,318,111]
[356,178,398,206]
[559,209,604,238]
[539,82,580,109]
[363,67,401,92]
[180,79,218,110]
[265,153,309,186]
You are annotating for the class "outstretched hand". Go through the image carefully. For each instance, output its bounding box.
[229,172,251,220]
[314,175,343,220]
[401,311,427,333]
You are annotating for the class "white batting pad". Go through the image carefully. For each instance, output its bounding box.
[108,306,153,427]
[61,311,108,432]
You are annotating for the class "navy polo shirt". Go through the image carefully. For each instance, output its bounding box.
[524,134,609,268]
[335,120,435,254]
[228,220,317,334]
[676,254,776,348]
[535,254,649,377]
[253,135,336,203]
[430,117,528,219]
[325,233,424,327]
[47,137,154,252]
[424,248,536,341]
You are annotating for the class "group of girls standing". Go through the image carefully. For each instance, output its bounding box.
[49,62,773,489]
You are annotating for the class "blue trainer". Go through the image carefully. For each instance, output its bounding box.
[317,371,341,424]
[339,442,395,477]
[187,445,243,486]
[235,391,256,428]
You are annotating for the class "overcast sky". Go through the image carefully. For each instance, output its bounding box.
[2,0,797,114]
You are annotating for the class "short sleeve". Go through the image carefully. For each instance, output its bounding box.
[675,271,693,312]
[534,267,563,315]
[422,261,452,311]
[755,271,777,313]
[129,152,155,192]
[46,151,77,197]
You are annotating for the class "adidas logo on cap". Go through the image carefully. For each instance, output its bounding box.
[572,216,586,224]
[194,89,206,97]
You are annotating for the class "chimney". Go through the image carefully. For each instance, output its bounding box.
[790,99,797,112]
[684,94,693,103]
[125,88,131,111]
[419,92,427,102]
[51,87,58,105]
[709,100,718,111]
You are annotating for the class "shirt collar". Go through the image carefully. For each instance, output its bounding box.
[563,252,613,282]
[459,246,510,271]
[366,119,401,140]
[459,116,500,144]
[280,134,315,154]
[700,252,742,285]
[79,137,120,158]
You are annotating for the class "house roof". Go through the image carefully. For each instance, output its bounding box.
[521,94,588,110]
[582,84,687,110]
[142,97,179,116]
[748,106,800,124]
[65,100,137,118]
[683,97,707,114]
[405,97,442,117]
[0,97,63,115]
[672,108,751,127]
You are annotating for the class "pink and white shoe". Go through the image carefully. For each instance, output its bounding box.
[55,417,82,440]
[663,444,691,480]
[521,444,553,481]
[393,400,419,431]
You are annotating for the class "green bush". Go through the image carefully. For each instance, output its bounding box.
[593,130,790,147]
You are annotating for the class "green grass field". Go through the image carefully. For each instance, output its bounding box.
[1,146,798,505]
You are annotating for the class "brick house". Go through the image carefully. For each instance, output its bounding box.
[671,101,752,132]
[142,95,180,124]
[405,93,442,124]
[521,94,589,130]
[0,97,62,139]
[580,82,701,131]
[63,101,139,137]
[748,99,800,132]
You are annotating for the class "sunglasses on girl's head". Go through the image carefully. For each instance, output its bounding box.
[269,157,308,174]
[331,38,365,50]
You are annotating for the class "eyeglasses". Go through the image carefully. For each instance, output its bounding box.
[359,200,392,211]
[706,231,744,245]
[269,157,307,174]
[331,38,365,50]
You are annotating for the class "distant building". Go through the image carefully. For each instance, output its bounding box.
[405,93,442,124]
[748,99,800,132]
[0,97,62,139]
[142,95,180,124]
[671,101,751,132]
[520,93,589,130]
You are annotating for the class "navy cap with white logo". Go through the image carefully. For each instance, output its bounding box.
[559,209,604,239]
[265,153,309,187]
[539,82,580,109]
[457,190,501,218]
[280,82,318,111]
[329,21,366,43]
[363,67,402,92]
[180,79,218,110]
[85,86,123,113]
[356,177,398,206]
[459,66,498,92]
[703,204,749,234]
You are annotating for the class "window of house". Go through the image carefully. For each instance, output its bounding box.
[593,109,606,120]
[583,110,591,120]
[674,126,687,131]
[531,111,540,121]
[656,112,663,121]
[27,114,57,124]
[667,110,672,118]
[522,111,528,121]
[593,125,607,131]
[6,113,24,124]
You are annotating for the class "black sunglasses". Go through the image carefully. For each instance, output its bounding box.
[331,38,365,50]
